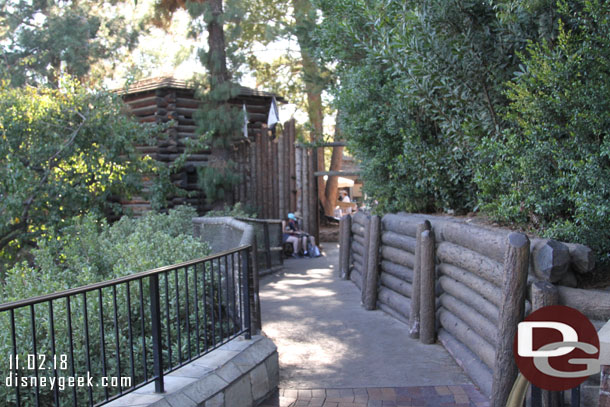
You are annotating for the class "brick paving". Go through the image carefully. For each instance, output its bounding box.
[260,385,489,407]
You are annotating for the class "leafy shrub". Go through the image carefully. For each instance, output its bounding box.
[204,202,258,219]
[0,208,242,407]
[0,79,170,274]
[476,1,610,265]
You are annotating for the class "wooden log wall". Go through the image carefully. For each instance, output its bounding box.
[123,86,296,219]
[342,211,608,403]
[349,212,370,291]
[123,88,212,213]
[245,119,296,219]
[295,142,319,240]
[376,214,419,325]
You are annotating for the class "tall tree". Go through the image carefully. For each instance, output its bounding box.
[154,0,244,204]
[239,0,343,216]
[0,0,142,86]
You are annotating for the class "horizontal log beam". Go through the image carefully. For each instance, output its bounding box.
[352,240,365,257]
[352,253,364,270]
[437,263,502,308]
[439,309,496,370]
[381,246,415,269]
[565,243,596,274]
[440,293,498,346]
[378,287,411,320]
[557,286,610,321]
[439,221,508,264]
[439,276,499,325]
[350,268,362,290]
[351,223,366,237]
[353,232,365,247]
[436,242,503,287]
[381,214,419,238]
[380,273,413,299]
[438,329,492,397]
[352,211,369,227]
[381,231,416,253]
[377,301,409,325]
[380,260,413,283]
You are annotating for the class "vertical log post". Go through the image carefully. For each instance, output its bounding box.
[339,214,352,280]
[420,229,436,344]
[302,148,309,236]
[263,134,276,219]
[278,133,286,219]
[531,281,560,407]
[491,232,530,407]
[360,214,372,299]
[255,132,263,216]
[363,215,381,310]
[308,148,318,243]
[248,139,255,209]
[295,145,302,216]
[410,220,431,339]
[289,120,297,212]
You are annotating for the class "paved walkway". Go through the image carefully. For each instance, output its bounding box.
[259,243,488,407]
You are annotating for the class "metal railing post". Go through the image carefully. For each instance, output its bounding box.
[241,248,252,340]
[149,274,164,393]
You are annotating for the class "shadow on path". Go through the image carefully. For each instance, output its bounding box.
[259,243,488,406]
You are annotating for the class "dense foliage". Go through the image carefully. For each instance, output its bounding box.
[478,1,610,264]
[1,207,210,302]
[0,208,216,406]
[0,0,142,86]
[0,81,168,272]
[316,0,610,264]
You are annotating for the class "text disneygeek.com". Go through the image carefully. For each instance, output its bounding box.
[6,353,130,391]
[5,373,132,391]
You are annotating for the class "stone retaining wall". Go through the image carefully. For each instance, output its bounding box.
[105,335,278,407]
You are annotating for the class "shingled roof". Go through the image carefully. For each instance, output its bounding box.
[117,76,287,103]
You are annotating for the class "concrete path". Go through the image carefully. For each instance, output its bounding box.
[259,243,487,406]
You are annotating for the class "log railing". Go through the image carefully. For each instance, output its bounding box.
[338,212,608,407]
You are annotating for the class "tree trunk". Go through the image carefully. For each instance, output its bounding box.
[323,142,343,216]
[206,0,229,87]
[293,0,343,217]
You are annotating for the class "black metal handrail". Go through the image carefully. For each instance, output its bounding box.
[235,218,284,271]
[0,245,253,407]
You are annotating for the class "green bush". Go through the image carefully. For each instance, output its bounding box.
[204,202,258,218]
[0,79,170,274]
[317,0,610,266]
[476,1,610,264]
[0,208,245,407]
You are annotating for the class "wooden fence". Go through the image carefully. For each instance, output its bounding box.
[339,212,610,407]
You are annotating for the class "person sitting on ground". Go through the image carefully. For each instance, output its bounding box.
[291,212,321,257]
[283,214,302,257]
